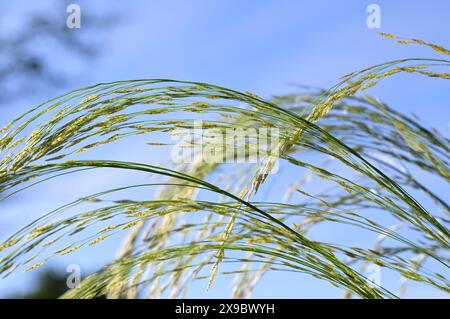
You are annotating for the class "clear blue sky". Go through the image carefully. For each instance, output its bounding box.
[0,0,449,298]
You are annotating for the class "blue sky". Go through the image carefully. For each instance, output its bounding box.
[0,0,449,298]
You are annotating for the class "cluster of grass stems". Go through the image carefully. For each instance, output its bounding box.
[0,33,449,298]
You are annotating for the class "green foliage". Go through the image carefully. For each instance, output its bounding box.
[0,35,449,298]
